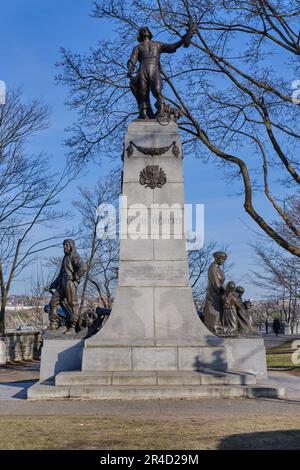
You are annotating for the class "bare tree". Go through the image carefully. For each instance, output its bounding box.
[250,299,280,323]
[85,238,119,308]
[57,0,300,256]
[26,267,52,330]
[188,241,216,304]
[271,191,300,246]
[74,169,120,312]
[0,89,74,334]
[251,244,300,331]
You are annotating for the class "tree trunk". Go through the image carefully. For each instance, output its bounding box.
[0,296,7,336]
[0,264,7,335]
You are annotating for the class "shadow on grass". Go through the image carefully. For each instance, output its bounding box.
[219,429,300,450]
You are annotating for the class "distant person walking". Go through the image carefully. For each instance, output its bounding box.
[265,319,269,334]
[273,317,281,337]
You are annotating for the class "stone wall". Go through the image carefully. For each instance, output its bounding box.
[0,332,42,362]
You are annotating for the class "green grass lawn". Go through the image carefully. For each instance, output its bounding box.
[267,340,300,376]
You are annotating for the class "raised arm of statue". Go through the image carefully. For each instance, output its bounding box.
[160,21,195,54]
[159,38,185,54]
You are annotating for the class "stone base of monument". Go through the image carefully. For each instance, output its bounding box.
[38,338,84,382]
[226,337,267,379]
[28,369,285,400]
[28,334,281,400]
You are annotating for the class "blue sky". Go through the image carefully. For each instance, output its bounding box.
[0,0,278,299]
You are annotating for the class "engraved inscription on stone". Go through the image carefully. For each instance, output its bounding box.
[122,264,187,283]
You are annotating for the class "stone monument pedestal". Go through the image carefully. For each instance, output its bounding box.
[28,120,281,400]
[79,120,231,378]
[226,337,267,379]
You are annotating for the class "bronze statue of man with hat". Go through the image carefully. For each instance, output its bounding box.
[127,23,195,119]
[48,239,86,335]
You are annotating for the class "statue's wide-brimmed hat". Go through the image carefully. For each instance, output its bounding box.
[213,251,227,260]
[137,26,153,42]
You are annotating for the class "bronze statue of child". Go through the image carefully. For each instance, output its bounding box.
[235,286,257,335]
[221,281,239,335]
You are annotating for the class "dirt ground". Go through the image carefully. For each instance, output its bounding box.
[0,414,299,450]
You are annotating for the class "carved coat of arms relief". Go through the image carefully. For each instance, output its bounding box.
[139,165,167,189]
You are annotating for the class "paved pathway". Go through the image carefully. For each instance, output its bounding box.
[0,361,39,400]
[258,371,300,401]
[0,360,300,416]
[0,391,300,417]
[263,334,300,350]
[0,381,33,400]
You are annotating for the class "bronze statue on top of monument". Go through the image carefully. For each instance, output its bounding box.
[127,22,195,120]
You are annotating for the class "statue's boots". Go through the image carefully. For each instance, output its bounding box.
[155,98,165,117]
[64,308,78,335]
[47,312,60,330]
[139,105,149,120]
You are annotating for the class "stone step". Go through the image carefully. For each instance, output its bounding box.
[27,382,286,400]
[55,369,256,387]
